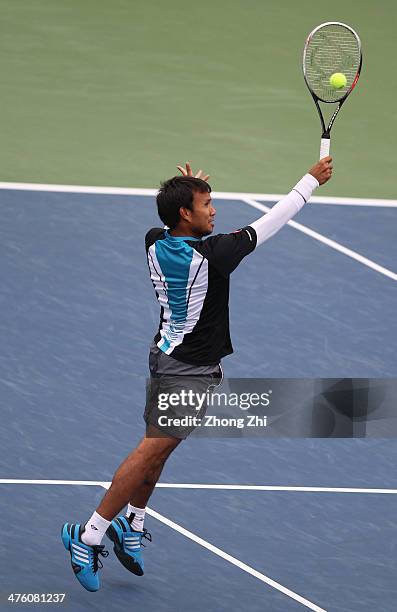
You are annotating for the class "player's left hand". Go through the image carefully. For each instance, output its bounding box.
[177,161,210,182]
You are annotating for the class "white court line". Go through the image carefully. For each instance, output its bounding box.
[0,477,328,610]
[243,197,397,282]
[0,182,158,197]
[156,483,397,494]
[0,180,396,207]
[0,479,110,487]
[144,505,327,612]
[99,482,325,611]
[1,479,397,494]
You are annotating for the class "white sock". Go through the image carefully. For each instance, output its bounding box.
[81,511,111,546]
[126,504,146,532]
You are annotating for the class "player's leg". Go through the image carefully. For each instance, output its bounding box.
[105,425,181,575]
[128,451,169,509]
[61,431,180,588]
[97,430,180,520]
[120,424,179,534]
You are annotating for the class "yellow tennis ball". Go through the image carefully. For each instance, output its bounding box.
[329,72,347,89]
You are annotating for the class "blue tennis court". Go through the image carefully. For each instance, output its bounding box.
[1,185,397,611]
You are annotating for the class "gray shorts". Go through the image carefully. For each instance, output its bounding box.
[144,343,222,439]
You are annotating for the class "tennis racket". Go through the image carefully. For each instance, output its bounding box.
[303,22,362,159]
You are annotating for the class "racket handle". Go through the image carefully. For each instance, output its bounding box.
[320,137,330,159]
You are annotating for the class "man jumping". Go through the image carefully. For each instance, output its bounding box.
[61,157,332,591]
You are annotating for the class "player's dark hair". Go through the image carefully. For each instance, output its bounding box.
[156,176,211,229]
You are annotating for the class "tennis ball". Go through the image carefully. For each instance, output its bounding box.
[329,72,347,89]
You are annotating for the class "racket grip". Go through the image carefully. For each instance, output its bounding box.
[320,137,330,159]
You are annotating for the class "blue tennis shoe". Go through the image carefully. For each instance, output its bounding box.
[106,514,152,576]
[61,523,109,592]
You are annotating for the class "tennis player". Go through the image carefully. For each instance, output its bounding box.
[61,157,332,591]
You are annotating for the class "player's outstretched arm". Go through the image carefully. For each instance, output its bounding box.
[250,157,333,247]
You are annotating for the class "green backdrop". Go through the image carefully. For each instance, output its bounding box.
[0,0,395,198]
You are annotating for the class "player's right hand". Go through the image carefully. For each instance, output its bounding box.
[308,156,333,185]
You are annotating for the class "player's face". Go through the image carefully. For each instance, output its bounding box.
[190,191,216,237]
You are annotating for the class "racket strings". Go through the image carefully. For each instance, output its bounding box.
[304,24,361,103]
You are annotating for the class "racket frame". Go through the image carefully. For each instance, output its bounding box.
[302,21,362,157]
